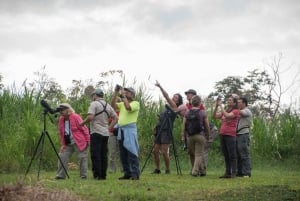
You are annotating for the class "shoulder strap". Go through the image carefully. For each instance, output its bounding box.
[95,101,109,117]
[236,126,250,133]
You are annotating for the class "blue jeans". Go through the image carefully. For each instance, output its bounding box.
[237,134,251,176]
[118,131,140,178]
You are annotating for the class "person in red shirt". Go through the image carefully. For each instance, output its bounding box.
[56,103,90,180]
[213,94,240,178]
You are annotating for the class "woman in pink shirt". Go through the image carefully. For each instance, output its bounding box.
[55,103,90,179]
[213,94,240,178]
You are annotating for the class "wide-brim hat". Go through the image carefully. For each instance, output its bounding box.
[58,103,74,112]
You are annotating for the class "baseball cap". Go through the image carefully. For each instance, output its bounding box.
[124,87,136,95]
[184,89,197,95]
[91,88,104,96]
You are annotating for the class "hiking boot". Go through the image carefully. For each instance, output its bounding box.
[55,176,65,180]
[219,174,232,179]
[152,169,161,174]
[118,175,131,180]
[130,176,139,180]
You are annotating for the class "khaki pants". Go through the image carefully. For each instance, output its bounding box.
[187,134,206,175]
[108,135,122,173]
[56,144,88,178]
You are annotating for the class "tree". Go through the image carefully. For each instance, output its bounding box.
[209,76,244,99]
[265,53,300,119]
[209,53,300,119]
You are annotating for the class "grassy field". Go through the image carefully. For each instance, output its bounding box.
[1,164,299,201]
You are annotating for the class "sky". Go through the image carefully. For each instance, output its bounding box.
[0,0,299,105]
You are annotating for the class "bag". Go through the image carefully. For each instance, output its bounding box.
[207,122,219,142]
[64,133,71,145]
[113,127,119,136]
[185,109,203,135]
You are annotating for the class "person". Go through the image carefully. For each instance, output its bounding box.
[182,95,210,177]
[179,89,203,169]
[236,97,252,177]
[184,89,205,110]
[80,88,118,180]
[213,94,240,179]
[55,103,90,180]
[179,89,217,175]
[152,80,183,174]
[108,97,123,173]
[111,86,140,180]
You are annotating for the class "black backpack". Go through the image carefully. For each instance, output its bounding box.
[185,109,203,135]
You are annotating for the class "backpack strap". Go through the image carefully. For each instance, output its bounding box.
[236,126,249,133]
[94,101,109,117]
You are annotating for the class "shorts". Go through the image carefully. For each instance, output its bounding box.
[154,130,172,144]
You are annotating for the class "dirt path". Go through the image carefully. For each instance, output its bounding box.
[0,183,85,201]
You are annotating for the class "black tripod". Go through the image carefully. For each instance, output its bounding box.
[141,106,182,175]
[24,109,69,180]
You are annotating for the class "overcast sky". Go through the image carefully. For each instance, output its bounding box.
[0,0,299,104]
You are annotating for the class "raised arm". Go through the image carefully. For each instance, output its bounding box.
[155,80,177,109]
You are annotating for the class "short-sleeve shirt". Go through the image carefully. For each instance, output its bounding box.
[219,109,240,136]
[88,99,117,136]
[237,107,252,135]
[117,101,140,126]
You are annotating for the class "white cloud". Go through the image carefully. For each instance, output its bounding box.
[0,0,299,105]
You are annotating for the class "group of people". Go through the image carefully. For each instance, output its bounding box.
[151,82,252,179]
[54,81,252,180]
[213,94,252,178]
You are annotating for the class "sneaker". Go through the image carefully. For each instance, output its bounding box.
[151,169,161,174]
[165,170,170,174]
[80,176,87,179]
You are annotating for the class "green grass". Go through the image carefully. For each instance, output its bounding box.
[1,165,299,201]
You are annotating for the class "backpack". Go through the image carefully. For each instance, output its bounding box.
[185,109,203,135]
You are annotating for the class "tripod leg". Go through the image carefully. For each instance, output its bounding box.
[45,131,69,178]
[171,140,182,175]
[168,119,182,175]
[37,131,47,179]
[140,143,155,174]
[24,131,45,178]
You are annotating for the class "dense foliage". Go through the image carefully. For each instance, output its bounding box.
[0,68,299,173]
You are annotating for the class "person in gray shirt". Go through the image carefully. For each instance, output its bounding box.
[236,97,252,177]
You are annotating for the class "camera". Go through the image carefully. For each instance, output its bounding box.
[115,84,122,91]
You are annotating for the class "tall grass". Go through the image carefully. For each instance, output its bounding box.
[0,82,299,174]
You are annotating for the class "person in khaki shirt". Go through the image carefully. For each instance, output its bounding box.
[80,88,118,180]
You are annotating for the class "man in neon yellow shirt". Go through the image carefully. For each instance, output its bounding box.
[111,86,140,180]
